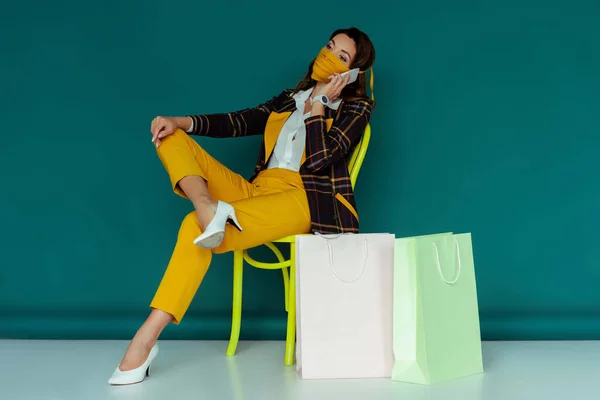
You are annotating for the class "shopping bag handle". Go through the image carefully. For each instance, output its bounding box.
[317,234,369,284]
[432,240,462,285]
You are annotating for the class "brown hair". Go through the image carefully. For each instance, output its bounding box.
[293,27,376,104]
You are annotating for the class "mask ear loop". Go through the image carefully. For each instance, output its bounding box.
[369,67,374,101]
[359,67,375,101]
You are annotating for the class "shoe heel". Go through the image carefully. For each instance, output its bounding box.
[227,210,243,232]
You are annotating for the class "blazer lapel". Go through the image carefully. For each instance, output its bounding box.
[264,111,293,162]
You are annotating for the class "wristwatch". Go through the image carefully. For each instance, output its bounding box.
[310,94,330,106]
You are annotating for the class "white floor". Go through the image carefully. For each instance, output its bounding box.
[0,340,599,400]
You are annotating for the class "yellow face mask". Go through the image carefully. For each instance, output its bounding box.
[311,48,350,82]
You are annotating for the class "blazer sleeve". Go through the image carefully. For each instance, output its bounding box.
[303,100,373,172]
[187,90,292,138]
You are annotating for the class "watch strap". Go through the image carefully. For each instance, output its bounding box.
[311,95,330,106]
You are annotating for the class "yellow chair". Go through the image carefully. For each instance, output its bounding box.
[225,123,372,366]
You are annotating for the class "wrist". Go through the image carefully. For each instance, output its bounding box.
[310,101,325,116]
[174,117,192,131]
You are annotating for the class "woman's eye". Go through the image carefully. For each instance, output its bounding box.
[340,56,347,62]
[326,43,333,49]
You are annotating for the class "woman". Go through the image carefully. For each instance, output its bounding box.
[108,27,375,385]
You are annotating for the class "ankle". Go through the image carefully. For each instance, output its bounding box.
[193,196,217,210]
[133,329,157,349]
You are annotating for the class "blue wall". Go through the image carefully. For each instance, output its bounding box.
[1,0,599,340]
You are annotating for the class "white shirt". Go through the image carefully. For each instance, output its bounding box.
[187,87,342,172]
[266,88,313,171]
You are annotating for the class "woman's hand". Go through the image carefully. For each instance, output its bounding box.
[150,116,191,147]
[313,73,351,103]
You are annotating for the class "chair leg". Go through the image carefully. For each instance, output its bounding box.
[282,267,289,312]
[226,250,244,357]
[284,242,296,366]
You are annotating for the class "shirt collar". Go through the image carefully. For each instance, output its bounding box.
[293,88,313,105]
[293,87,343,110]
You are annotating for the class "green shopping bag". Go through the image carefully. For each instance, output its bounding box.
[392,233,483,384]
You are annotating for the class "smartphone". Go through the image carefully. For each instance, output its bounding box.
[340,68,360,84]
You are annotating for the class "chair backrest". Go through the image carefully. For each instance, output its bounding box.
[347,67,375,190]
[347,123,371,190]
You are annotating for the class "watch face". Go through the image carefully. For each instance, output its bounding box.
[321,95,329,104]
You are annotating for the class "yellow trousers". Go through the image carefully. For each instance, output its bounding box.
[150,129,311,323]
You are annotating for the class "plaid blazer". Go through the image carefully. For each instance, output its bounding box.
[188,89,373,234]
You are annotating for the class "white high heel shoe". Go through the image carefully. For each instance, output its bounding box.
[108,344,159,386]
[194,201,243,249]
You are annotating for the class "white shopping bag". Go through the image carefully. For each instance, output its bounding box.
[295,233,395,379]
